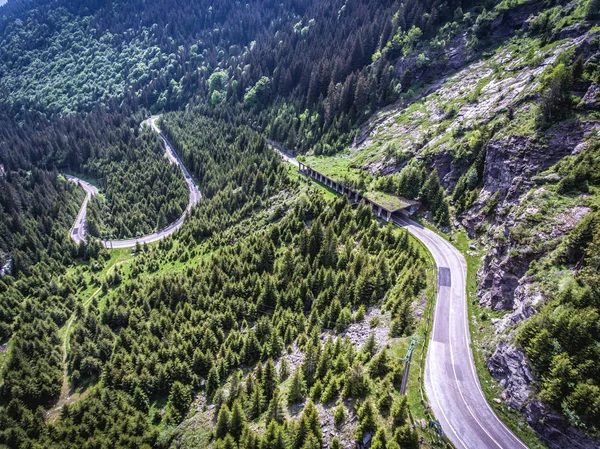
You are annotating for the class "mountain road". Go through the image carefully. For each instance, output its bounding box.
[67,117,201,249]
[273,146,528,449]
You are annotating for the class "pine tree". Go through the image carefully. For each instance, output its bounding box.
[294,400,322,449]
[240,427,259,449]
[288,368,307,404]
[279,249,295,284]
[420,170,443,208]
[254,171,265,194]
[259,242,275,273]
[355,399,378,442]
[249,384,264,419]
[394,423,419,449]
[259,277,278,312]
[243,332,262,365]
[156,211,167,230]
[308,220,324,262]
[133,386,149,413]
[300,434,321,449]
[206,366,220,401]
[216,404,231,439]
[263,359,278,401]
[266,389,285,424]
[391,395,409,427]
[363,333,377,359]
[264,420,287,449]
[229,400,246,441]
[368,348,389,377]
[309,379,323,402]
[334,402,345,426]
[371,428,387,449]
[256,363,264,384]
[354,74,370,118]
[343,361,370,399]
[302,341,319,387]
[167,381,192,422]
[216,434,236,449]
[279,358,290,381]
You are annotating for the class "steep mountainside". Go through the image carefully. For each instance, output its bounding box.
[0,0,599,448]
[302,1,600,447]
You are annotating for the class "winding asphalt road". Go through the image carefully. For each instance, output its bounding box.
[273,147,528,449]
[66,175,98,245]
[67,117,201,249]
[392,214,528,449]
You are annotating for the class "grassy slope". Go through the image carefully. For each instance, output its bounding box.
[299,154,410,211]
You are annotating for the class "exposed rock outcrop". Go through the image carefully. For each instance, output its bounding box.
[487,342,534,410]
[523,400,600,449]
[467,121,598,311]
[488,342,600,449]
[462,119,600,447]
[579,82,600,109]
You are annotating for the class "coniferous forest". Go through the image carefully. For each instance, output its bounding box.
[1,0,600,448]
[0,109,427,448]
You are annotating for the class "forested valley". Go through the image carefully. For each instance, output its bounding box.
[0,0,479,151]
[1,111,427,449]
[1,0,599,448]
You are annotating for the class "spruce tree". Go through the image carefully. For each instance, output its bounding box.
[249,385,264,419]
[300,434,321,449]
[391,395,409,427]
[294,400,322,449]
[279,358,290,381]
[167,381,192,423]
[394,423,419,449]
[334,402,345,426]
[240,427,259,449]
[363,333,377,359]
[133,386,149,413]
[206,366,220,401]
[355,399,378,442]
[266,389,285,424]
[229,400,246,441]
[264,421,287,449]
[262,359,278,401]
[288,368,306,404]
[371,428,387,449]
[216,434,236,449]
[216,405,231,439]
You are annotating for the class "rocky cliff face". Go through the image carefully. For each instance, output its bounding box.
[459,56,600,449]
[469,121,599,312]
[391,0,548,92]
[487,342,600,449]
[458,89,600,447]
